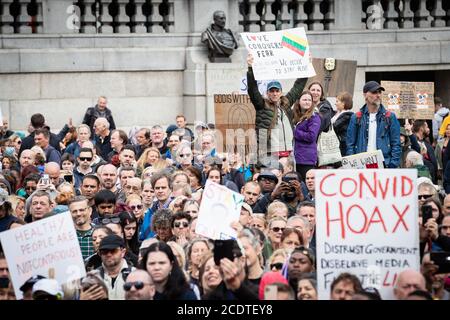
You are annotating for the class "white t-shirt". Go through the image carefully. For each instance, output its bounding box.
[367,113,377,152]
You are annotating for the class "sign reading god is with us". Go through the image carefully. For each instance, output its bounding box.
[241,27,316,80]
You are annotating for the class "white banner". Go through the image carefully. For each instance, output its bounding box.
[241,27,316,80]
[315,169,419,300]
[196,180,244,240]
[341,150,385,169]
[0,212,86,299]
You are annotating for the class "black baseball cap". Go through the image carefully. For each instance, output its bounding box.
[363,81,385,93]
[257,171,279,184]
[98,235,125,251]
[19,275,46,292]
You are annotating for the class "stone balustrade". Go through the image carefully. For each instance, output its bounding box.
[0,0,449,34]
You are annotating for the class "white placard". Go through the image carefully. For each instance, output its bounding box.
[315,169,419,300]
[0,212,86,299]
[240,27,316,80]
[195,180,244,240]
[341,150,385,169]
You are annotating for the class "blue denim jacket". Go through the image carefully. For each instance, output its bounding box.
[346,104,401,168]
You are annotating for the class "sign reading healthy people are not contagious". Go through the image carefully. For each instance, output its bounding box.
[241,27,316,80]
[315,169,419,300]
[0,212,86,299]
[196,180,244,240]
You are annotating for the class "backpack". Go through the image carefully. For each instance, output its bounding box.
[355,110,392,127]
[98,265,132,282]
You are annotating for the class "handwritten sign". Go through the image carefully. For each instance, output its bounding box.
[214,94,257,158]
[381,81,434,120]
[0,212,86,299]
[196,180,244,240]
[315,169,419,300]
[341,150,385,169]
[241,27,316,80]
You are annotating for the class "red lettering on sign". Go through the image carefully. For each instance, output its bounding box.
[366,206,388,233]
[392,204,409,233]
[326,201,345,238]
[320,173,337,197]
[340,178,357,197]
[401,176,413,196]
[346,205,367,234]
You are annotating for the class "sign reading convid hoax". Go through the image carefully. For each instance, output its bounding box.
[196,180,244,240]
[315,169,419,300]
[341,150,385,169]
[241,27,316,80]
[0,211,86,299]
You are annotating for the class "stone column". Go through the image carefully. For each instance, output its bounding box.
[334,0,362,30]
[42,0,78,34]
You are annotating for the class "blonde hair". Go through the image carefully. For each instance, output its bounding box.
[267,248,289,268]
[136,147,161,172]
[267,201,289,221]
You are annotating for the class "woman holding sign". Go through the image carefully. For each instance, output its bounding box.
[293,91,321,181]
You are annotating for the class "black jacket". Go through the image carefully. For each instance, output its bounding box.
[19,125,69,157]
[82,105,116,133]
[333,111,353,156]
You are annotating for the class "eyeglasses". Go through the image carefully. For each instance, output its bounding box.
[270,263,283,270]
[123,281,151,291]
[130,204,143,211]
[418,194,433,200]
[101,217,120,224]
[271,227,285,233]
[79,157,92,161]
[17,141,22,144]
[179,154,191,158]
[174,221,189,228]
[25,186,37,191]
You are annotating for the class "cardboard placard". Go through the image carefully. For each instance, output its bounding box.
[381,81,434,120]
[341,150,385,169]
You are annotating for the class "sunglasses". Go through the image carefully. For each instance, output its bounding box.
[130,204,143,210]
[174,221,189,228]
[101,217,120,225]
[79,157,92,161]
[271,227,285,233]
[17,141,22,144]
[179,154,191,158]
[123,281,150,291]
[25,186,37,191]
[270,263,283,270]
[99,248,120,255]
[418,194,433,200]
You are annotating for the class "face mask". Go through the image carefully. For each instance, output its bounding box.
[0,277,9,289]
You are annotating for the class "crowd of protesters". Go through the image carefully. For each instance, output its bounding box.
[0,68,449,301]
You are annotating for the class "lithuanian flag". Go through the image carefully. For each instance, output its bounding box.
[281,33,308,56]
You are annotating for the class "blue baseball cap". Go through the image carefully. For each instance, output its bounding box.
[267,81,282,91]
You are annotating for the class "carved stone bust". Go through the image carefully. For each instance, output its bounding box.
[201,11,238,62]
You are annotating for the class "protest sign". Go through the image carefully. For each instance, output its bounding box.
[341,150,385,169]
[241,27,316,80]
[196,180,244,240]
[315,169,419,300]
[381,81,434,120]
[214,94,257,157]
[0,212,86,299]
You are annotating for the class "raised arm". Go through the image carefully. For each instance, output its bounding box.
[246,54,265,110]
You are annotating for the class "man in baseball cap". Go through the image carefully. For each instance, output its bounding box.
[32,278,63,300]
[346,80,401,169]
[363,80,385,93]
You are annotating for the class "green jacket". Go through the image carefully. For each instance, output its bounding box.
[247,67,307,130]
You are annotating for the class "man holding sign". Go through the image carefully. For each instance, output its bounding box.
[246,54,307,159]
[242,27,315,161]
[346,81,401,168]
